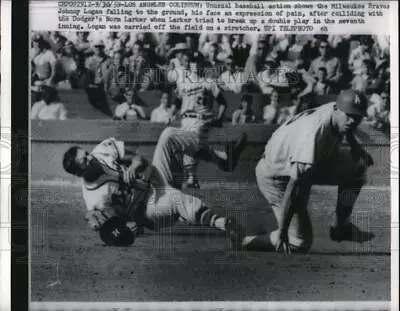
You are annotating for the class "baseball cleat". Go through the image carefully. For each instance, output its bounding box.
[225,216,245,250]
[330,223,375,243]
[225,133,248,172]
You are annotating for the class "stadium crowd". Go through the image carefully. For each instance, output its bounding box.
[30,31,390,131]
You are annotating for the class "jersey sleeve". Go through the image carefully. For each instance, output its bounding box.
[92,137,125,161]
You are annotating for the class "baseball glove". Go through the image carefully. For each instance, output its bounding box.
[99,216,136,246]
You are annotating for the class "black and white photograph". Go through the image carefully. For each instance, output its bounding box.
[28,28,394,305]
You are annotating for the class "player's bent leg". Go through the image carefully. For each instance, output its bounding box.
[195,132,248,172]
[151,127,200,188]
[255,160,314,251]
[162,187,246,249]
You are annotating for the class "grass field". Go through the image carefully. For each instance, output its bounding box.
[30,181,391,302]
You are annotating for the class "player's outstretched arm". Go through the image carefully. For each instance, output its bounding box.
[277,163,313,254]
[276,177,298,254]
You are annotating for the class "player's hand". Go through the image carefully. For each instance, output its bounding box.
[275,229,291,255]
[123,155,149,185]
[123,165,137,186]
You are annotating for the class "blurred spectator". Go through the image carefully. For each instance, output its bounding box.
[367,59,389,93]
[106,50,132,101]
[114,88,147,121]
[257,60,279,95]
[84,39,113,117]
[300,35,324,69]
[31,85,67,120]
[150,91,175,124]
[263,89,281,124]
[287,35,305,65]
[366,86,390,130]
[185,34,198,52]
[270,35,291,54]
[297,66,332,99]
[231,94,256,125]
[31,35,57,87]
[308,39,342,90]
[243,39,267,91]
[232,34,251,69]
[74,32,91,54]
[219,56,245,94]
[199,33,220,58]
[217,35,233,62]
[167,43,191,84]
[204,43,220,68]
[348,35,374,75]
[271,52,292,88]
[54,41,79,89]
[351,59,375,93]
[124,41,150,92]
[155,33,172,65]
[49,31,68,52]
[103,32,119,56]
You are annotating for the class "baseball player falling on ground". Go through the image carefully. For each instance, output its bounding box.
[240,89,375,254]
[173,52,232,189]
[62,127,247,248]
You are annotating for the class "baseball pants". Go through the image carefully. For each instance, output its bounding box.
[253,147,368,251]
[151,127,227,189]
[144,127,226,230]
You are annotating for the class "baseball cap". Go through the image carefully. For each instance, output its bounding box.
[336,89,368,116]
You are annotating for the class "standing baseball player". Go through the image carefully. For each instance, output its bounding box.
[62,127,247,248]
[174,51,235,188]
[240,89,374,253]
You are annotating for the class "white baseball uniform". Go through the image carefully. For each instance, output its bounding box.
[81,137,210,232]
[254,102,368,251]
[175,71,226,179]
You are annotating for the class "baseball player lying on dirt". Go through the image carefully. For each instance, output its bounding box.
[62,127,247,248]
[241,89,375,254]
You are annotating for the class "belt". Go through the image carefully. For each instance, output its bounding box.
[258,153,290,181]
[181,112,213,120]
